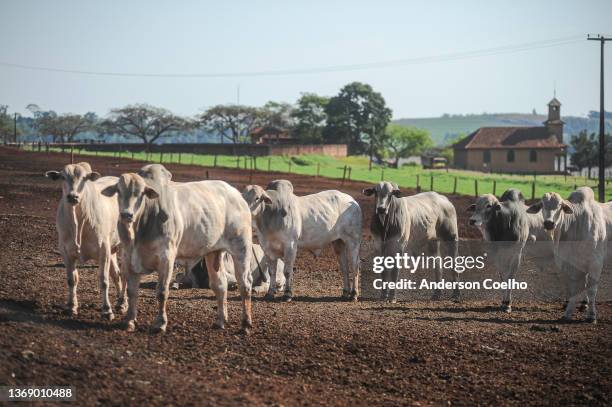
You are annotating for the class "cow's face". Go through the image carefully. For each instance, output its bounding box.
[527,192,572,236]
[138,164,172,185]
[102,173,159,224]
[467,195,499,228]
[362,181,401,218]
[45,162,100,206]
[242,185,271,217]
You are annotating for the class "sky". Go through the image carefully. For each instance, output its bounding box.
[0,0,610,119]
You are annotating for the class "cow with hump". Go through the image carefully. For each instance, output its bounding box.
[242,180,362,301]
[363,181,460,303]
[102,164,254,333]
[45,162,126,320]
[527,187,607,323]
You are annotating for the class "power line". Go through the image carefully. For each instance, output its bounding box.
[0,35,583,79]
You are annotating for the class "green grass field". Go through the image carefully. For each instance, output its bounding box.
[30,147,611,201]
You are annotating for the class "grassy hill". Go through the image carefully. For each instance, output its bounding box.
[394,113,612,146]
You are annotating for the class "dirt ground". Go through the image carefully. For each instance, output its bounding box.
[0,147,610,406]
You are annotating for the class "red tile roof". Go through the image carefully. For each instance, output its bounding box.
[453,126,565,150]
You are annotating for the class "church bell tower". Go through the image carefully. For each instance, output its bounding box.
[544,97,564,144]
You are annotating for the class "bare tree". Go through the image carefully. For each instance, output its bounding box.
[199,105,263,144]
[101,104,190,149]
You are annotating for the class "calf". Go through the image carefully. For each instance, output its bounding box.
[102,172,253,333]
[527,187,607,322]
[363,182,460,303]
[45,162,125,319]
[243,181,362,301]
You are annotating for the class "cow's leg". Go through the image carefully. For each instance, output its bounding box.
[562,267,584,322]
[281,242,298,302]
[333,240,350,300]
[503,250,522,313]
[151,256,174,334]
[124,269,141,332]
[98,246,114,321]
[430,240,442,301]
[346,240,360,301]
[110,253,127,314]
[264,257,280,300]
[584,262,603,323]
[205,251,228,329]
[446,239,461,302]
[229,243,253,333]
[63,252,79,316]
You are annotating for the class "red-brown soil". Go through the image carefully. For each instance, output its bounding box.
[0,147,610,406]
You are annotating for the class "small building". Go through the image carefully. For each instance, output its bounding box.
[250,126,294,144]
[452,98,566,174]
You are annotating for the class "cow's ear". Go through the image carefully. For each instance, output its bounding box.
[467,204,476,212]
[561,201,573,214]
[45,171,62,180]
[260,192,273,205]
[101,184,118,197]
[526,202,542,214]
[492,203,501,211]
[392,189,402,197]
[144,186,159,199]
[362,187,375,196]
[86,172,101,181]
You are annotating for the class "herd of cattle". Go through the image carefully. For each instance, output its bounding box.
[43,162,612,333]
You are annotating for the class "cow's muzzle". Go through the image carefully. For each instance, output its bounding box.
[543,220,555,230]
[120,212,134,223]
[66,194,80,205]
[469,219,477,226]
[376,207,387,215]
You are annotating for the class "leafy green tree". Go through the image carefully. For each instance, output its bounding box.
[291,93,329,144]
[35,112,97,143]
[323,82,392,155]
[261,101,294,129]
[571,130,598,177]
[102,104,190,149]
[384,124,433,168]
[199,105,263,144]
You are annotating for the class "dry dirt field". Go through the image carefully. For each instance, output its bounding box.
[0,147,610,406]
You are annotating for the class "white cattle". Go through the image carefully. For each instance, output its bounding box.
[527,187,607,322]
[102,172,253,333]
[363,182,460,303]
[45,162,125,319]
[243,180,362,301]
[467,189,533,311]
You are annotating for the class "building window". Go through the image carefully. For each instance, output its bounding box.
[483,150,491,163]
[529,150,537,162]
[507,150,515,162]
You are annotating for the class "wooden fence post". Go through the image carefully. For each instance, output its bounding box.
[531,182,536,200]
[236,156,240,169]
[70,146,74,164]
[347,166,352,181]
[178,152,182,164]
[253,156,257,170]
[341,165,347,186]
[160,151,163,163]
[493,180,497,196]
[268,157,271,171]
[316,162,320,178]
[206,170,209,179]
[288,161,292,173]
[213,155,217,168]
[429,175,434,191]
[416,175,420,192]
[381,168,385,181]
[474,179,478,197]
[453,177,457,194]
[244,156,248,170]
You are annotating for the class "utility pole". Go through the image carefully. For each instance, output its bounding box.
[13,113,17,143]
[369,123,375,171]
[588,34,611,203]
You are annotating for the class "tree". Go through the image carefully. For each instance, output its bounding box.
[35,112,96,143]
[261,101,295,129]
[570,130,611,178]
[101,104,190,148]
[324,82,392,156]
[384,124,433,168]
[0,105,13,143]
[291,93,329,144]
[199,105,263,144]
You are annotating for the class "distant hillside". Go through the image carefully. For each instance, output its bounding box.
[394,112,612,146]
